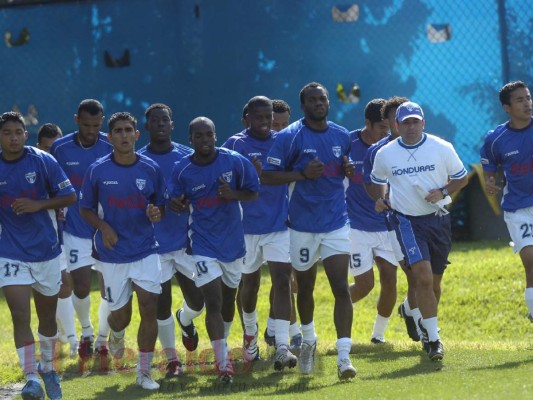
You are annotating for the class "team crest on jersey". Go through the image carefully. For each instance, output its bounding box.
[222,171,232,183]
[332,146,342,157]
[136,179,146,190]
[25,172,36,184]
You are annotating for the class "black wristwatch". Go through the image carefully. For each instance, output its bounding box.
[439,187,449,198]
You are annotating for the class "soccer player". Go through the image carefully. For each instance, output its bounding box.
[480,80,533,324]
[138,103,205,377]
[369,101,468,361]
[79,112,165,390]
[37,123,78,357]
[169,117,259,383]
[51,99,113,359]
[262,82,357,380]
[346,98,400,344]
[223,96,296,370]
[0,111,76,400]
[271,99,291,132]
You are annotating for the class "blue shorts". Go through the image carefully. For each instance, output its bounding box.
[387,211,451,274]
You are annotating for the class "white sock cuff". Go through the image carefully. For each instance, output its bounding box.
[157,315,175,327]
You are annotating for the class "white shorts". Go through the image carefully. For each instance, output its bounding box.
[160,249,196,282]
[59,247,68,272]
[504,206,533,253]
[242,231,291,274]
[348,229,399,277]
[95,253,162,311]
[290,224,351,271]
[62,232,95,271]
[388,229,405,263]
[0,256,61,296]
[192,255,242,289]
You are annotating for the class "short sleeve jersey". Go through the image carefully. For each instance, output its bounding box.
[0,147,75,262]
[169,148,260,262]
[480,118,533,211]
[79,153,166,263]
[371,133,467,216]
[263,118,350,233]
[223,129,288,234]
[138,142,193,253]
[51,132,112,238]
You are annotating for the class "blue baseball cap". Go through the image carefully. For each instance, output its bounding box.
[395,101,424,122]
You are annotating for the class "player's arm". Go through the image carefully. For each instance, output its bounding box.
[11,192,77,215]
[79,207,118,249]
[482,170,501,196]
[426,175,469,203]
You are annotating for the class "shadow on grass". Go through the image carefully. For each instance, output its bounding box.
[468,357,533,372]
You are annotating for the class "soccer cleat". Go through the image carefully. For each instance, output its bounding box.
[108,331,125,359]
[290,333,303,356]
[77,335,94,359]
[370,337,386,344]
[176,308,199,352]
[337,357,357,380]
[165,359,184,378]
[38,368,62,400]
[417,318,429,352]
[398,304,420,342]
[21,380,45,400]
[299,340,317,374]
[264,327,276,347]
[243,329,260,362]
[274,345,297,371]
[136,372,160,390]
[217,360,234,384]
[219,372,233,384]
[427,340,444,361]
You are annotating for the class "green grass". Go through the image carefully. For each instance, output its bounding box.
[2,241,533,399]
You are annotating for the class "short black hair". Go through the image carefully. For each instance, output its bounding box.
[299,82,329,104]
[364,98,386,124]
[499,81,529,106]
[381,96,409,120]
[246,96,272,113]
[189,116,215,135]
[0,111,26,130]
[108,112,137,132]
[242,104,248,120]
[77,99,104,116]
[145,103,173,120]
[272,99,291,115]
[37,123,62,144]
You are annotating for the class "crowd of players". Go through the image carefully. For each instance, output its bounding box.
[1,80,532,399]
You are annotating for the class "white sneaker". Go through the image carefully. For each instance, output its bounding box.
[243,329,260,362]
[136,372,160,390]
[274,345,297,371]
[299,340,316,374]
[108,330,125,359]
[337,357,357,380]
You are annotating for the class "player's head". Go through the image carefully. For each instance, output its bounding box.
[0,111,28,157]
[364,98,389,139]
[189,117,216,158]
[246,96,273,138]
[107,112,140,154]
[272,99,291,132]
[381,96,409,138]
[37,123,63,153]
[395,101,425,144]
[499,81,532,123]
[241,104,249,128]
[300,82,329,122]
[75,99,104,146]
[144,103,174,145]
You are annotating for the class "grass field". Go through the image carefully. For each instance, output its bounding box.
[1,241,533,399]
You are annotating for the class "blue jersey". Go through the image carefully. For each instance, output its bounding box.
[138,142,193,254]
[223,129,288,234]
[169,148,260,262]
[0,147,75,262]
[363,134,396,184]
[51,132,112,239]
[481,119,533,211]
[79,153,166,263]
[263,118,350,233]
[346,130,387,232]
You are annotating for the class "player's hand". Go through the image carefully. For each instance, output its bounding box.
[425,189,445,204]
[218,176,234,199]
[303,157,324,180]
[343,155,355,178]
[375,198,390,212]
[485,176,501,196]
[169,195,189,213]
[99,222,118,249]
[11,198,41,215]
[147,204,162,223]
[251,156,262,176]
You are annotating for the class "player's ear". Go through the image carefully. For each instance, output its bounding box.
[135,130,141,140]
